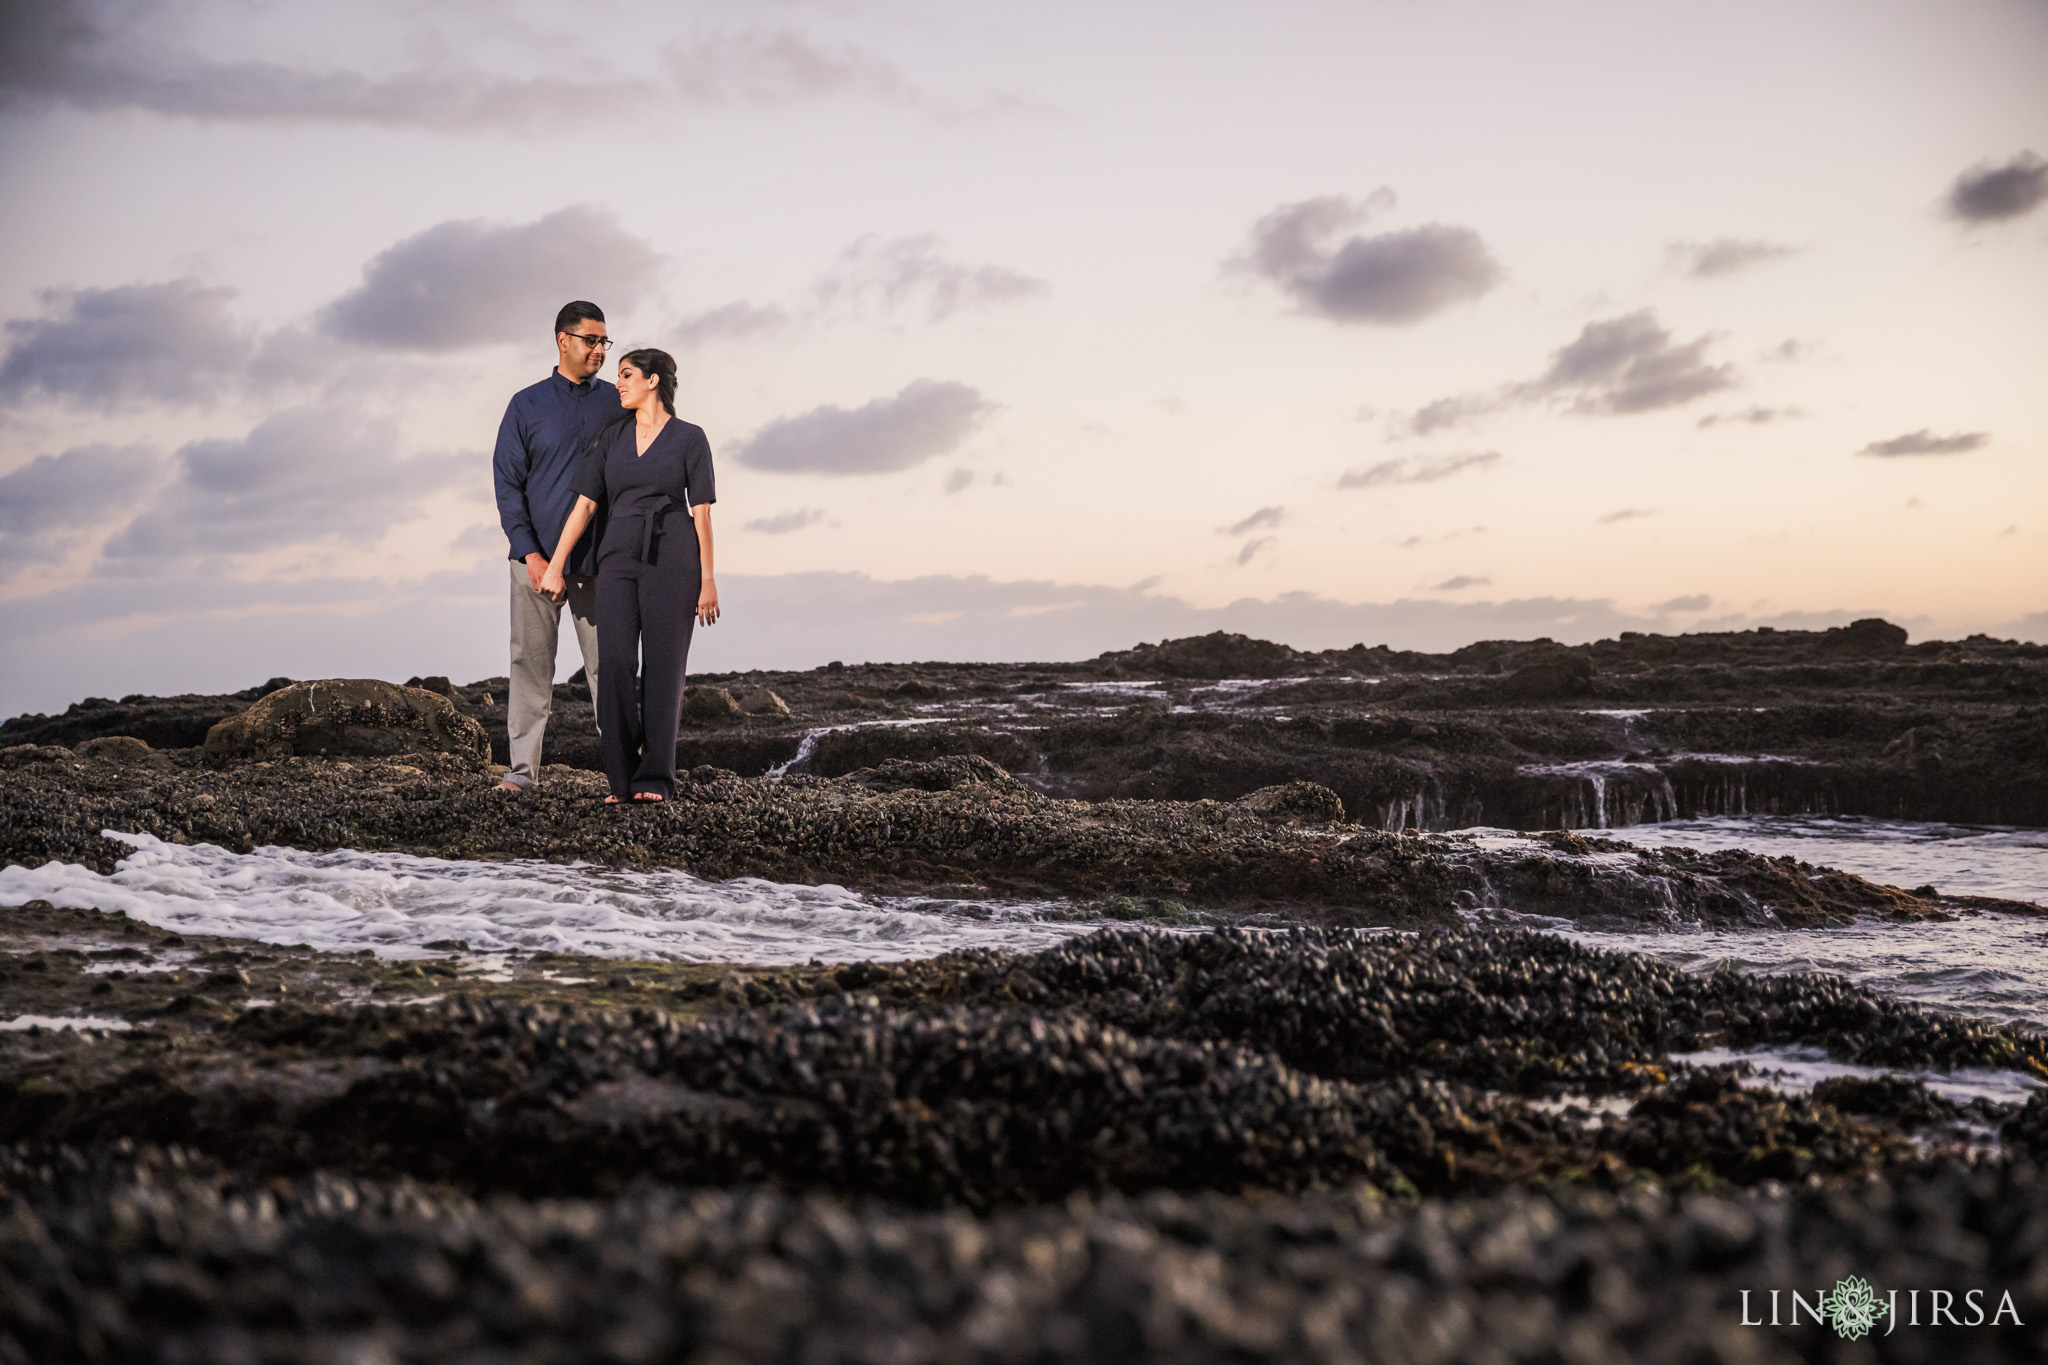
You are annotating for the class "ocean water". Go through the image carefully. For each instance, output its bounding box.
[0,831,1110,965]
[5,819,2045,1044]
[1573,814,2048,906]
[1524,815,2048,1033]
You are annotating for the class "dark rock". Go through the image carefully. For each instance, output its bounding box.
[1501,652,1595,700]
[1811,1073,1962,1127]
[685,685,742,722]
[1,743,73,768]
[1100,631,1304,679]
[202,679,490,768]
[845,754,1025,795]
[74,735,160,764]
[1236,781,1344,825]
[1823,617,1910,655]
[738,687,790,716]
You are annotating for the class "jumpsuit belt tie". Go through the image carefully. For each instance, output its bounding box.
[631,496,679,565]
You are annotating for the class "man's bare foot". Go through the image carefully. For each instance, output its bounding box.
[604,795,621,804]
[492,779,524,793]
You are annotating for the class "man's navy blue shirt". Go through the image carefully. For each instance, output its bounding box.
[494,370,623,578]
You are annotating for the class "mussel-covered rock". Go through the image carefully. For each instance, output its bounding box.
[203,679,489,768]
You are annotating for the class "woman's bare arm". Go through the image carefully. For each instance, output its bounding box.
[538,495,598,600]
[694,503,719,625]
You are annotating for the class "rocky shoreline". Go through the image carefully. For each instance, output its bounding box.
[8,619,2042,831]
[5,623,2047,1359]
[5,907,2048,1359]
[0,746,2025,927]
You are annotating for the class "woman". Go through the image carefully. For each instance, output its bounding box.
[540,348,719,802]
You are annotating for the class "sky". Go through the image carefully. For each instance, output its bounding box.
[0,0,2044,716]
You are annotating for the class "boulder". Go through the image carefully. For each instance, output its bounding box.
[1104,631,1303,680]
[845,754,1027,796]
[404,675,457,698]
[1822,617,1909,656]
[75,735,163,765]
[1500,653,1594,701]
[1,744,74,769]
[685,686,742,722]
[1236,781,1345,826]
[203,679,490,768]
[740,688,791,716]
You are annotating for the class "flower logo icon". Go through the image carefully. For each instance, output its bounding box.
[1821,1276,1883,1340]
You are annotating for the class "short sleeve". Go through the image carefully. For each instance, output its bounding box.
[569,427,610,504]
[683,426,716,506]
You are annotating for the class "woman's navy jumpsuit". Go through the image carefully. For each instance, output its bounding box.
[570,416,716,800]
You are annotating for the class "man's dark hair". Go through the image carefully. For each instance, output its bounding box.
[554,301,605,335]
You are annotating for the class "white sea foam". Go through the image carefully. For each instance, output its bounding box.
[0,832,1111,965]
[1670,1044,2042,1107]
[1,1014,132,1033]
[1560,913,2048,1032]
[1579,815,2048,905]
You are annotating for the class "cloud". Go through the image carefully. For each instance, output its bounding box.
[943,469,976,495]
[743,508,828,535]
[671,302,792,349]
[1239,195,1502,324]
[320,207,659,352]
[0,444,161,534]
[0,279,247,407]
[1859,430,1988,457]
[1406,393,1502,437]
[1221,506,1287,537]
[1235,537,1276,567]
[661,30,915,107]
[1760,339,1816,363]
[1653,594,1713,613]
[1946,152,2048,223]
[1698,406,1802,428]
[1401,311,1736,434]
[1598,507,1658,524]
[1431,575,1489,591]
[1339,452,1500,489]
[0,443,163,577]
[738,379,995,476]
[0,3,918,131]
[814,234,1047,323]
[1531,311,1735,414]
[102,407,465,561]
[1666,238,1799,278]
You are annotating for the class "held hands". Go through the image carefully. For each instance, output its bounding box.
[698,578,721,627]
[524,553,549,594]
[539,564,567,602]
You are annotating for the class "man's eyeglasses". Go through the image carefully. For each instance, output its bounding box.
[562,332,613,349]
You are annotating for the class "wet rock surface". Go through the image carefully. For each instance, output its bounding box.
[0,746,2019,925]
[3,913,2048,1359]
[6,894,2048,1357]
[202,679,489,768]
[10,621,2040,830]
[6,1144,2047,1365]
[3,922,2040,1202]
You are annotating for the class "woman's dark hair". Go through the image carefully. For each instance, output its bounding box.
[620,347,678,415]
[554,300,605,334]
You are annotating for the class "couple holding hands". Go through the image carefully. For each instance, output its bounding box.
[491,301,720,804]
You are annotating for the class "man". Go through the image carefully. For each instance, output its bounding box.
[490,301,622,791]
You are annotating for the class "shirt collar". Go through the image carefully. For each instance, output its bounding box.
[549,368,600,395]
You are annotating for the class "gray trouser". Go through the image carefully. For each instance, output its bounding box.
[506,559,599,787]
